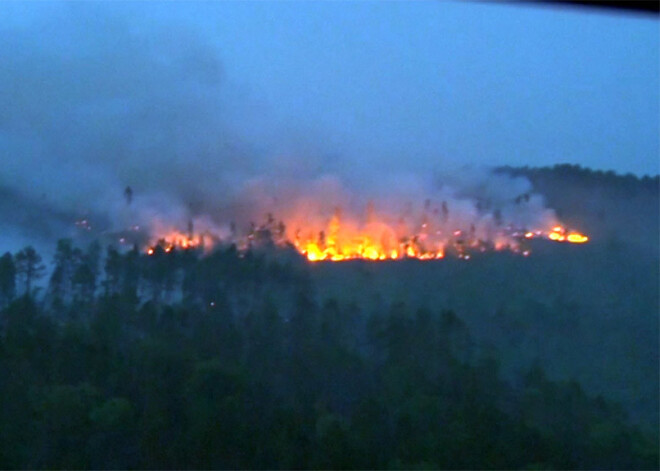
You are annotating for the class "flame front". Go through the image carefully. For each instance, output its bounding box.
[547,226,589,244]
[293,209,447,261]
[141,202,589,261]
[290,211,588,262]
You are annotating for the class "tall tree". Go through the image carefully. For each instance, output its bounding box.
[72,262,96,305]
[48,239,78,307]
[0,252,16,306]
[121,246,141,303]
[70,240,101,305]
[103,245,123,296]
[14,246,45,296]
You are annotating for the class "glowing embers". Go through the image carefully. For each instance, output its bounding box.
[75,218,92,231]
[547,226,589,244]
[142,208,589,262]
[294,225,447,262]
[295,223,589,262]
[566,233,589,243]
[145,230,209,255]
[299,238,446,262]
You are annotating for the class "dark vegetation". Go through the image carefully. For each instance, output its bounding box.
[0,165,658,469]
[498,164,659,257]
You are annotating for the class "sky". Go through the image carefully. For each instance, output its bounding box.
[196,0,659,177]
[0,1,657,253]
[155,0,657,177]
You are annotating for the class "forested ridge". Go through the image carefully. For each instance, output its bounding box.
[0,165,658,469]
[497,164,659,256]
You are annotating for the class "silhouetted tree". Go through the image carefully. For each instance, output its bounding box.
[0,235,657,470]
[48,239,77,306]
[14,246,45,296]
[72,260,96,305]
[121,246,140,303]
[0,252,16,307]
[103,245,123,296]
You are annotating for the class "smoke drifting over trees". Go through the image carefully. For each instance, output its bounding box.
[0,3,656,254]
[0,166,657,469]
[0,3,658,469]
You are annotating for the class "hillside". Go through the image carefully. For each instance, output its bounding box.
[312,165,659,428]
[0,165,658,469]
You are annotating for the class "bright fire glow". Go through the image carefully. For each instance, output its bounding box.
[289,218,588,262]
[547,226,589,245]
[142,207,589,262]
[144,230,214,255]
[567,233,589,244]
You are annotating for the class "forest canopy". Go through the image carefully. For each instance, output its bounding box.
[0,166,658,469]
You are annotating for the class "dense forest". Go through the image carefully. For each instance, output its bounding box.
[497,164,659,257]
[0,165,658,469]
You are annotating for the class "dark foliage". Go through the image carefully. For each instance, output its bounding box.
[0,237,657,470]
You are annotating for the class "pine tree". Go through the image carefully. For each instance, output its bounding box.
[0,252,16,306]
[14,246,45,296]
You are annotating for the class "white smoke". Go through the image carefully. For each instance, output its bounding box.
[0,3,560,255]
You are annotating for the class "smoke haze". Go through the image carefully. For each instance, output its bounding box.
[0,4,657,454]
[0,2,654,253]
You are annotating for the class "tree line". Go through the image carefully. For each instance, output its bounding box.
[0,240,657,469]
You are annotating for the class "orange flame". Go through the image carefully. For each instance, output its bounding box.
[566,233,589,243]
[145,230,212,255]
[143,208,588,260]
[547,226,589,244]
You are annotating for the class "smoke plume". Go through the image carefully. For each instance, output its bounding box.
[0,3,561,256]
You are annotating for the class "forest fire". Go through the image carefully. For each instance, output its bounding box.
[145,230,211,254]
[141,203,589,262]
[547,225,589,244]
[287,218,588,262]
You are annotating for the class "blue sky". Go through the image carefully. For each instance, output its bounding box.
[1,1,657,179]
[181,1,658,176]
